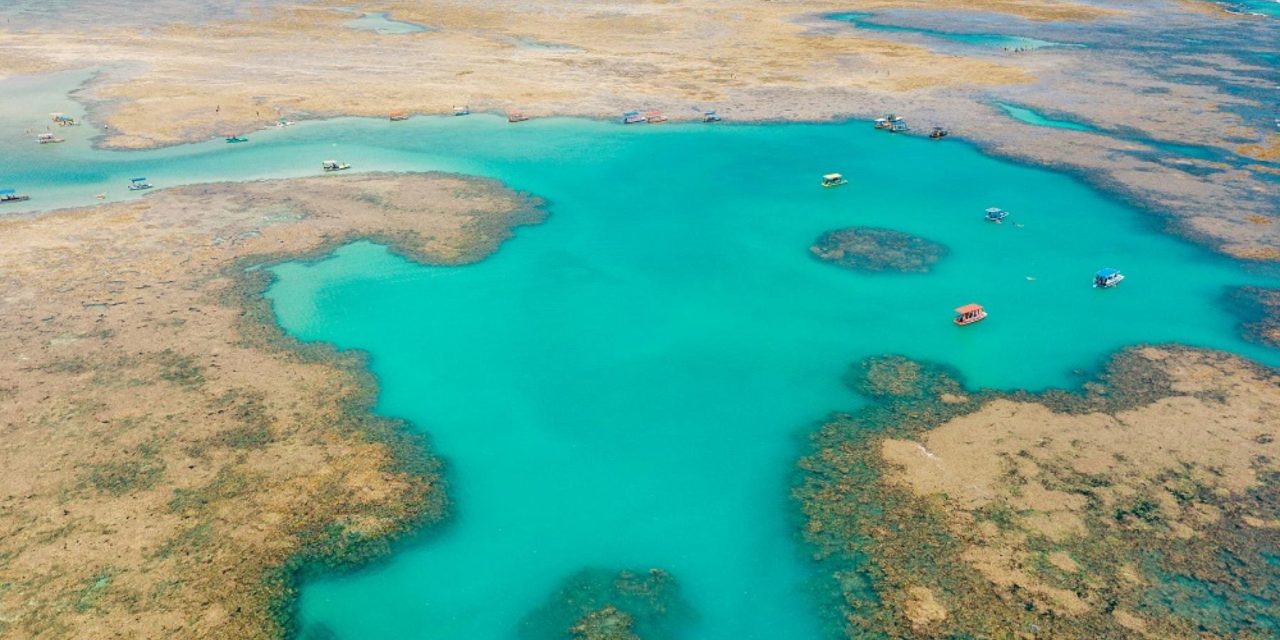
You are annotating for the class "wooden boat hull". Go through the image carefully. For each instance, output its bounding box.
[954,311,987,326]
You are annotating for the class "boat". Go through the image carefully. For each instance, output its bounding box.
[37,133,64,144]
[821,173,849,188]
[703,110,722,123]
[50,112,78,126]
[644,110,668,123]
[322,160,351,172]
[453,105,470,116]
[984,207,1009,223]
[507,110,529,123]
[889,120,909,133]
[389,110,410,121]
[622,110,647,125]
[874,114,905,131]
[275,118,296,127]
[929,126,949,140]
[954,303,987,326]
[0,188,30,203]
[127,177,153,191]
[225,135,249,143]
[1093,268,1125,288]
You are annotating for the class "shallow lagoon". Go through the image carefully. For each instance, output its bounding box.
[5,113,1278,638]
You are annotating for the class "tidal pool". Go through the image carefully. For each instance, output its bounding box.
[828,12,1072,50]
[3,113,1277,638]
[343,11,431,34]
[997,102,1098,132]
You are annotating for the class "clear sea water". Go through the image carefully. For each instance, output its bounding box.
[3,74,1278,639]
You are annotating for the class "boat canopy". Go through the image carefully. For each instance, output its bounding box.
[623,111,640,116]
[323,160,337,164]
[131,177,147,182]
[823,173,843,181]
[1096,268,1119,278]
[0,189,15,195]
[955,303,983,314]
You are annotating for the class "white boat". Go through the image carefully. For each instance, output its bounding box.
[37,133,64,144]
[984,207,1009,222]
[127,177,153,191]
[1093,268,1124,288]
[322,160,351,172]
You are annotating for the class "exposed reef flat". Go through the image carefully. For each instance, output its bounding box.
[519,568,692,640]
[810,227,947,273]
[0,173,544,639]
[0,0,1274,259]
[796,347,1280,639]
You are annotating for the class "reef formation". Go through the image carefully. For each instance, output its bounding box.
[810,227,948,273]
[795,347,1280,639]
[0,173,544,639]
[520,568,693,640]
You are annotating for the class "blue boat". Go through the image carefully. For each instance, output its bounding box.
[225,135,249,143]
[1094,268,1124,288]
[128,177,153,191]
[984,207,1009,222]
[703,110,722,122]
[0,188,30,203]
[622,111,647,125]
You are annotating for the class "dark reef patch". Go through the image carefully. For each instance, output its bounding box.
[519,568,694,640]
[1227,286,1280,349]
[810,227,948,274]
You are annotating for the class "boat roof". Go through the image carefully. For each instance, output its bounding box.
[623,111,640,116]
[324,160,337,163]
[131,177,146,181]
[823,173,843,180]
[1096,268,1120,277]
[0,189,15,195]
[955,303,984,314]
[985,207,1005,213]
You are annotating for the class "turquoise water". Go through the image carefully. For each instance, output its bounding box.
[997,102,1098,132]
[828,12,1071,50]
[1225,0,1280,17]
[343,12,431,34]
[4,101,1278,637]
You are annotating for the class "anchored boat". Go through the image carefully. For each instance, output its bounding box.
[0,188,30,203]
[622,111,648,125]
[453,105,471,116]
[50,112,78,126]
[702,110,722,123]
[1094,268,1125,288]
[37,132,64,144]
[954,303,987,326]
[225,135,248,143]
[644,110,668,124]
[507,110,529,123]
[875,114,907,132]
[322,160,351,172]
[127,177,153,191]
[389,110,410,121]
[929,126,949,140]
[821,173,848,188]
[984,207,1009,223]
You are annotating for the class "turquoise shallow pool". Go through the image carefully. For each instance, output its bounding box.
[5,106,1278,638]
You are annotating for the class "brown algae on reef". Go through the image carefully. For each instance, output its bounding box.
[795,347,1280,639]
